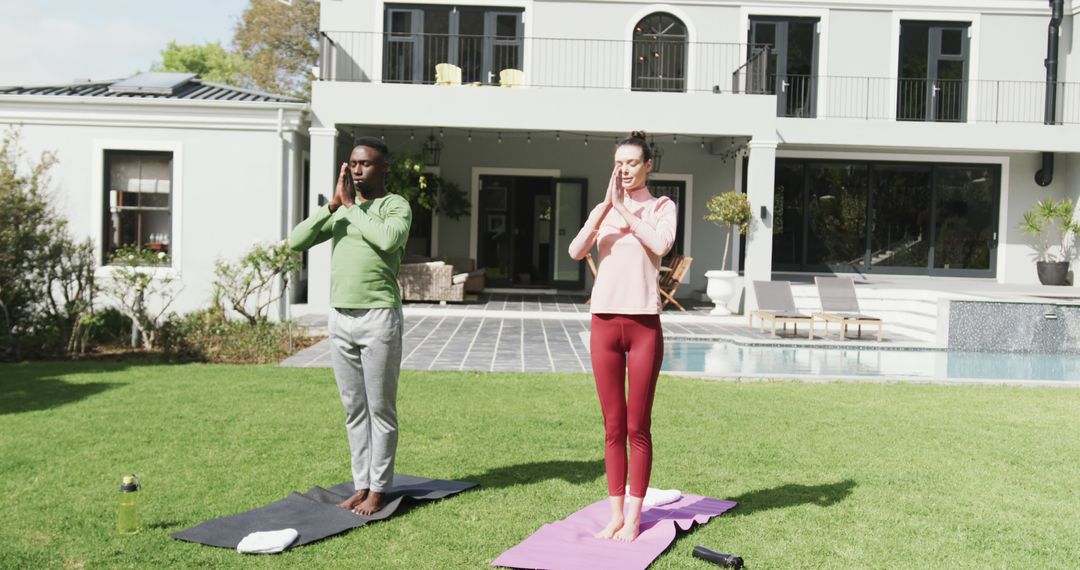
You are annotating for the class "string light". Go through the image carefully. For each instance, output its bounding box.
[673,134,678,144]
[700,138,706,149]
[467,130,472,142]
[439,128,444,138]
[527,132,532,143]
[584,135,589,146]
[498,132,503,143]
[556,131,561,142]
[409,129,415,141]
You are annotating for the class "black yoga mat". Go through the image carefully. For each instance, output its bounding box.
[172,475,476,550]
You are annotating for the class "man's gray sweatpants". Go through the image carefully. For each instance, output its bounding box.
[327,307,404,492]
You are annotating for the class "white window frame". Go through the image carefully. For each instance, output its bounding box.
[92,140,183,276]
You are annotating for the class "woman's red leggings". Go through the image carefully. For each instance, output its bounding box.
[590,314,664,498]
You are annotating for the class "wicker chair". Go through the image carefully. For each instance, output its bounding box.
[398,262,465,303]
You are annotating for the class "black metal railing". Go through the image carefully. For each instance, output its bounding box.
[320,32,1080,124]
[321,31,759,92]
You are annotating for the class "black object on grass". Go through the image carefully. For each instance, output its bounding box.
[692,545,744,568]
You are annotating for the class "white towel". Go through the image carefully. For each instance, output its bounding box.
[626,486,683,508]
[236,528,299,554]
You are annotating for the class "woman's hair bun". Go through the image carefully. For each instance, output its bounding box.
[630,130,648,140]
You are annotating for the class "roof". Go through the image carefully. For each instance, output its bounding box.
[0,72,304,104]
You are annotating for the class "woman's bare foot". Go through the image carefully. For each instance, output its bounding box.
[594,495,625,539]
[612,518,640,542]
[594,518,624,539]
[613,495,644,542]
[337,489,368,511]
[352,490,385,515]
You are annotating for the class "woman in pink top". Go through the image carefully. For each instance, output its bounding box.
[568,131,678,542]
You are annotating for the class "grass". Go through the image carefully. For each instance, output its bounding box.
[1,362,1078,569]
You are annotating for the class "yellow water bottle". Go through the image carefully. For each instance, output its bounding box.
[117,474,140,535]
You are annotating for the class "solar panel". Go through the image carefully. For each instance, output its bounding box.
[108,72,196,95]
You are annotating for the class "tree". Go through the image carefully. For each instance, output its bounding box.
[151,41,247,86]
[0,130,98,359]
[233,0,320,99]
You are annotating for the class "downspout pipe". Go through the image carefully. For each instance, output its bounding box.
[1036,0,1064,187]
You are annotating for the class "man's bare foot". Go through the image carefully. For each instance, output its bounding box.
[352,491,384,515]
[594,518,624,539]
[337,489,368,511]
[612,518,640,542]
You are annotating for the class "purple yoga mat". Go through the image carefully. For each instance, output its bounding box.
[492,494,737,570]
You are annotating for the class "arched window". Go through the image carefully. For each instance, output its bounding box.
[631,13,688,92]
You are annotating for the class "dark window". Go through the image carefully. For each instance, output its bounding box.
[631,12,688,92]
[384,5,523,85]
[749,16,819,117]
[770,158,998,277]
[649,179,686,255]
[102,150,173,265]
[897,21,969,122]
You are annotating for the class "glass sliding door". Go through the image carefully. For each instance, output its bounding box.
[772,160,805,269]
[932,166,997,275]
[805,163,868,271]
[897,21,969,122]
[772,158,998,277]
[553,179,587,285]
[869,164,931,272]
[749,17,819,117]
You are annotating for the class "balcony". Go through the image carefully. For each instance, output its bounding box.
[756,75,1080,124]
[318,31,767,93]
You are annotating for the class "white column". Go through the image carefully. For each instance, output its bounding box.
[306,125,338,316]
[744,139,778,312]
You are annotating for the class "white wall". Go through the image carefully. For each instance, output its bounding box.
[2,107,308,316]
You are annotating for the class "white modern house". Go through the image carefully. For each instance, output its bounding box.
[301,0,1080,317]
[0,73,310,315]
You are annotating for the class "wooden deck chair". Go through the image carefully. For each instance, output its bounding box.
[749,281,815,339]
[659,255,692,311]
[812,276,884,341]
[585,252,598,304]
[499,68,524,88]
[435,63,462,86]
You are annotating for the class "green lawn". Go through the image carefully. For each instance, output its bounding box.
[1,362,1078,569]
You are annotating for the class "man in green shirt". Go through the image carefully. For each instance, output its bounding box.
[288,138,412,515]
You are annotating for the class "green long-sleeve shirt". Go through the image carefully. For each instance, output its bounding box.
[288,193,413,308]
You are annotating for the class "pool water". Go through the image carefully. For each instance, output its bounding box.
[661,341,1080,383]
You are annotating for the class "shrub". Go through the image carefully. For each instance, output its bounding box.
[161,308,311,364]
[102,249,182,349]
[213,241,301,325]
[0,129,99,359]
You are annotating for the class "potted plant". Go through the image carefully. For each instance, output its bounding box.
[1020,198,1080,286]
[702,191,752,314]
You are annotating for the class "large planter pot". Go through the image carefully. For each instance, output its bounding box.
[704,270,740,315]
[1036,261,1070,286]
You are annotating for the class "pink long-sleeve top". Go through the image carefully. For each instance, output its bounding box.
[568,187,678,314]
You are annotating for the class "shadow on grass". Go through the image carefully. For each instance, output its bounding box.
[459,459,605,489]
[0,362,129,415]
[726,480,857,517]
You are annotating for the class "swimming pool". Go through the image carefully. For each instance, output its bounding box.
[661,340,1080,385]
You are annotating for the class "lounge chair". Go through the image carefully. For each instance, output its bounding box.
[812,276,883,341]
[749,281,815,339]
[659,255,693,311]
